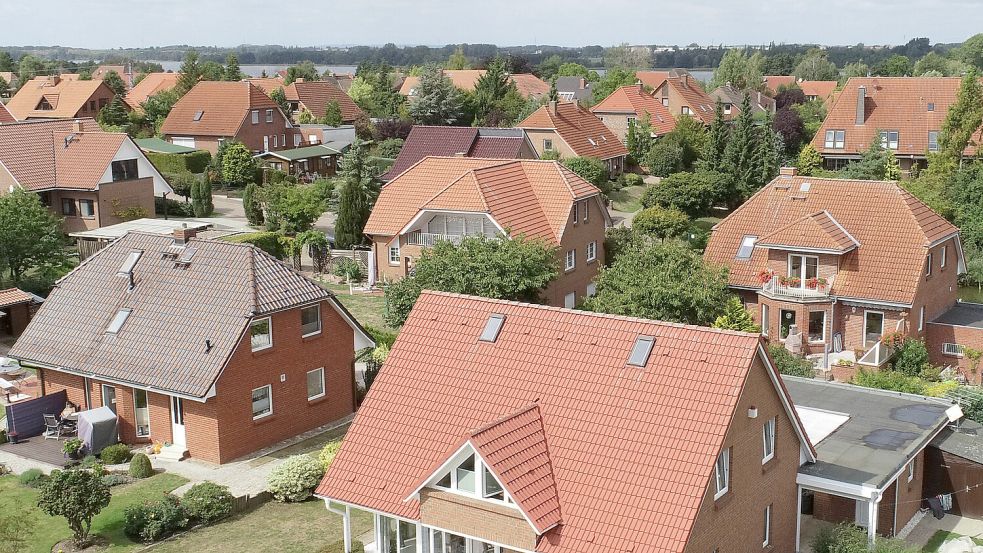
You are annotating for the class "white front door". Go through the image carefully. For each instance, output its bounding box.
[170,396,186,447]
[263,135,270,152]
[855,499,870,527]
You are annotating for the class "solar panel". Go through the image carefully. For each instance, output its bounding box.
[628,336,655,367]
[479,314,506,342]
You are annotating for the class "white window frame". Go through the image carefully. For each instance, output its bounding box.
[266,109,274,123]
[564,292,576,309]
[928,131,939,152]
[941,245,947,269]
[737,235,757,259]
[251,384,273,420]
[251,110,259,124]
[780,309,796,340]
[926,253,933,276]
[907,459,916,483]
[714,448,730,499]
[788,254,819,288]
[681,106,692,115]
[565,249,576,271]
[388,242,400,266]
[661,97,669,107]
[586,241,597,262]
[250,317,273,352]
[543,138,553,151]
[583,200,589,222]
[761,304,770,337]
[825,129,845,149]
[863,310,885,347]
[943,343,965,357]
[762,418,776,464]
[724,103,732,115]
[880,130,899,150]
[763,504,772,547]
[79,199,95,218]
[571,202,578,225]
[586,282,597,297]
[133,388,150,438]
[808,310,827,343]
[300,304,322,337]
[306,367,325,401]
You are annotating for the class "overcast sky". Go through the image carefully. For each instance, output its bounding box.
[2,0,980,49]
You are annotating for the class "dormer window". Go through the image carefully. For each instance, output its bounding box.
[431,450,513,506]
[483,465,504,500]
[724,103,732,114]
[681,106,692,115]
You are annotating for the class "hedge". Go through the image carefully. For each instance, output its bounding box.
[222,232,287,259]
[147,151,212,174]
[155,196,195,217]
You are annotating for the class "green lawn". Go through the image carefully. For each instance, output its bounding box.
[693,216,723,232]
[0,472,187,552]
[320,282,393,332]
[922,530,983,552]
[609,185,645,213]
[149,499,374,553]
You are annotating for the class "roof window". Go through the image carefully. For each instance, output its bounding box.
[193,110,204,121]
[106,309,132,334]
[927,103,935,112]
[628,336,655,367]
[587,138,597,146]
[799,182,811,192]
[117,250,143,276]
[479,314,506,342]
[175,246,198,267]
[736,235,757,259]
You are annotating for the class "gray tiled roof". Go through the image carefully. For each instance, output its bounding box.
[9,233,339,398]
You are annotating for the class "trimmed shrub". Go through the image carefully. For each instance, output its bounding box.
[182,482,235,524]
[100,443,132,465]
[644,141,684,177]
[128,453,154,479]
[18,468,45,487]
[123,495,189,543]
[155,196,195,217]
[148,150,212,174]
[164,171,199,200]
[892,339,932,377]
[853,368,926,395]
[267,454,325,502]
[318,441,342,471]
[768,345,815,378]
[621,173,644,187]
[101,473,131,487]
[641,170,731,218]
[222,231,287,259]
[376,138,404,159]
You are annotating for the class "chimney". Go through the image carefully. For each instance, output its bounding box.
[856,85,866,125]
[73,119,84,133]
[48,75,61,86]
[637,83,644,93]
[681,74,689,89]
[548,100,557,115]
[173,224,197,245]
[780,167,798,177]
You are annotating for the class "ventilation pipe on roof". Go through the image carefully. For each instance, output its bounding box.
[856,86,867,125]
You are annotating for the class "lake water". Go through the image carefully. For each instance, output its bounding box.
[151,61,358,77]
[959,286,983,304]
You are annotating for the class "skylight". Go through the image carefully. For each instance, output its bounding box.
[117,250,143,276]
[628,336,655,367]
[799,182,812,192]
[106,309,132,334]
[587,138,597,146]
[193,110,204,121]
[479,314,506,342]
[736,235,757,259]
[177,247,198,264]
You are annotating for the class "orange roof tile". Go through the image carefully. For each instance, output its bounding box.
[812,77,983,157]
[399,70,549,98]
[517,102,628,161]
[704,175,960,304]
[662,77,716,124]
[6,77,115,120]
[762,75,796,94]
[125,72,180,110]
[756,210,859,253]
[0,288,34,308]
[635,70,670,90]
[509,73,550,98]
[591,85,677,135]
[245,76,288,96]
[800,81,838,102]
[365,157,600,244]
[160,81,281,137]
[285,80,364,122]
[317,291,808,553]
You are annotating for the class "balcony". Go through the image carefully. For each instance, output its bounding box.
[761,274,832,301]
[404,232,465,247]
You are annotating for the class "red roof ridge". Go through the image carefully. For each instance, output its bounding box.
[420,168,491,212]
[467,402,542,437]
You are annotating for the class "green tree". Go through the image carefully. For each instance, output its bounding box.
[141,88,180,134]
[753,114,783,188]
[101,70,127,97]
[297,109,315,124]
[584,242,730,326]
[632,206,690,242]
[604,43,651,70]
[262,183,325,234]
[200,61,225,82]
[723,93,758,205]
[936,70,983,171]
[841,61,870,79]
[335,140,376,249]
[958,33,983,70]
[0,190,67,282]
[641,170,731,218]
[175,50,202,96]
[663,115,708,170]
[892,339,932,377]
[562,157,609,190]
[409,64,465,125]
[557,62,596,80]
[347,76,375,113]
[875,55,912,77]
[797,144,823,176]
[768,344,815,377]
[270,87,291,117]
[626,114,654,161]
[793,50,838,81]
[644,140,684,177]
[913,52,951,76]
[243,182,264,226]
[838,138,894,180]
[224,54,242,81]
[285,61,319,84]
[709,49,764,91]
[469,58,518,125]
[591,67,637,103]
[446,47,470,70]
[221,142,258,186]
[712,296,760,332]
[190,179,213,217]
[36,469,111,548]
[97,96,129,128]
[702,101,729,172]
[0,51,14,73]
[384,234,558,327]
[17,54,45,82]
[0,76,8,98]
[321,100,343,126]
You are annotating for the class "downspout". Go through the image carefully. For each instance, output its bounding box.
[325,500,352,553]
[867,490,882,548]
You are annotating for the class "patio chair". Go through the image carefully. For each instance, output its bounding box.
[43,413,61,440]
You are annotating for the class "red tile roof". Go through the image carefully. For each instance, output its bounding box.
[756,210,859,253]
[0,288,34,308]
[661,77,716,124]
[635,70,670,90]
[317,291,807,553]
[399,70,549,98]
[762,76,796,94]
[800,81,838,102]
[382,126,531,180]
[590,85,677,135]
[469,135,525,158]
[125,72,180,110]
[517,102,628,160]
[812,77,983,157]
[704,175,960,305]
[6,77,114,120]
[161,81,282,137]
[245,77,287,96]
[285,81,364,122]
[509,73,550,98]
[0,102,14,123]
[366,157,599,245]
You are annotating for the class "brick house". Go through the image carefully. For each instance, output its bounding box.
[161,81,301,154]
[380,125,538,182]
[0,118,172,233]
[811,77,983,173]
[762,76,838,105]
[0,289,39,339]
[365,157,609,308]
[399,70,549,99]
[316,291,816,553]
[277,80,364,124]
[5,76,118,120]
[651,75,717,125]
[516,101,628,176]
[709,85,776,119]
[704,168,964,369]
[589,84,676,144]
[7,229,374,463]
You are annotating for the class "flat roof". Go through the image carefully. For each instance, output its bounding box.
[255,144,341,161]
[134,137,198,154]
[69,218,213,240]
[785,376,952,489]
[931,419,983,465]
[932,302,983,329]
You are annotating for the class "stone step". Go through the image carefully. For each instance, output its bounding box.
[156,444,188,462]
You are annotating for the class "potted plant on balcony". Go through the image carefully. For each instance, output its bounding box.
[756,269,774,284]
[780,276,801,287]
[806,277,828,290]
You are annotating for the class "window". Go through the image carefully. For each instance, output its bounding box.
[543,138,553,151]
[564,292,576,309]
[565,249,576,271]
[111,159,139,181]
[788,254,819,286]
[266,109,273,123]
[724,103,732,114]
[294,134,302,147]
[273,134,278,148]
[118,250,142,275]
[483,465,504,500]
[761,304,770,337]
[79,199,95,218]
[927,102,935,112]
[864,311,884,347]
[907,458,916,483]
[586,282,597,297]
[479,314,506,342]
[627,116,636,127]
[763,505,772,547]
[301,305,321,336]
[943,343,965,357]
[586,241,597,262]
[307,368,325,400]
[456,455,476,494]
[780,309,796,340]
[134,389,150,437]
[880,130,899,150]
[737,235,757,259]
[681,106,692,115]
[929,131,939,152]
[106,308,131,334]
[926,253,933,276]
[62,198,77,216]
[388,243,400,265]
[941,245,948,268]
[762,418,776,463]
[583,200,589,222]
[824,129,845,149]
[808,311,826,343]
[193,110,204,121]
[919,306,925,332]
[251,110,259,124]
[250,317,272,351]
[661,97,669,107]
[571,202,578,224]
[628,336,655,367]
[714,448,730,499]
[251,385,272,419]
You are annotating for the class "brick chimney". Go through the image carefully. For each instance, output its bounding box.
[73,119,84,133]
[856,85,867,125]
[173,224,197,245]
[548,100,557,115]
[681,74,689,89]
[780,167,798,177]
[48,75,61,86]
[637,83,644,93]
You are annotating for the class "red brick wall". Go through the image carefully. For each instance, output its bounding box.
[840,305,905,354]
[233,108,300,153]
[39,369,87,409]
[755,296,834,356]
[812,491,856,525]
[911,238,960,341]
[97,177,157,227]
[683,354,802,553]
[894,450,926,534]
[543,196,606,308]
[926,322,983,384]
